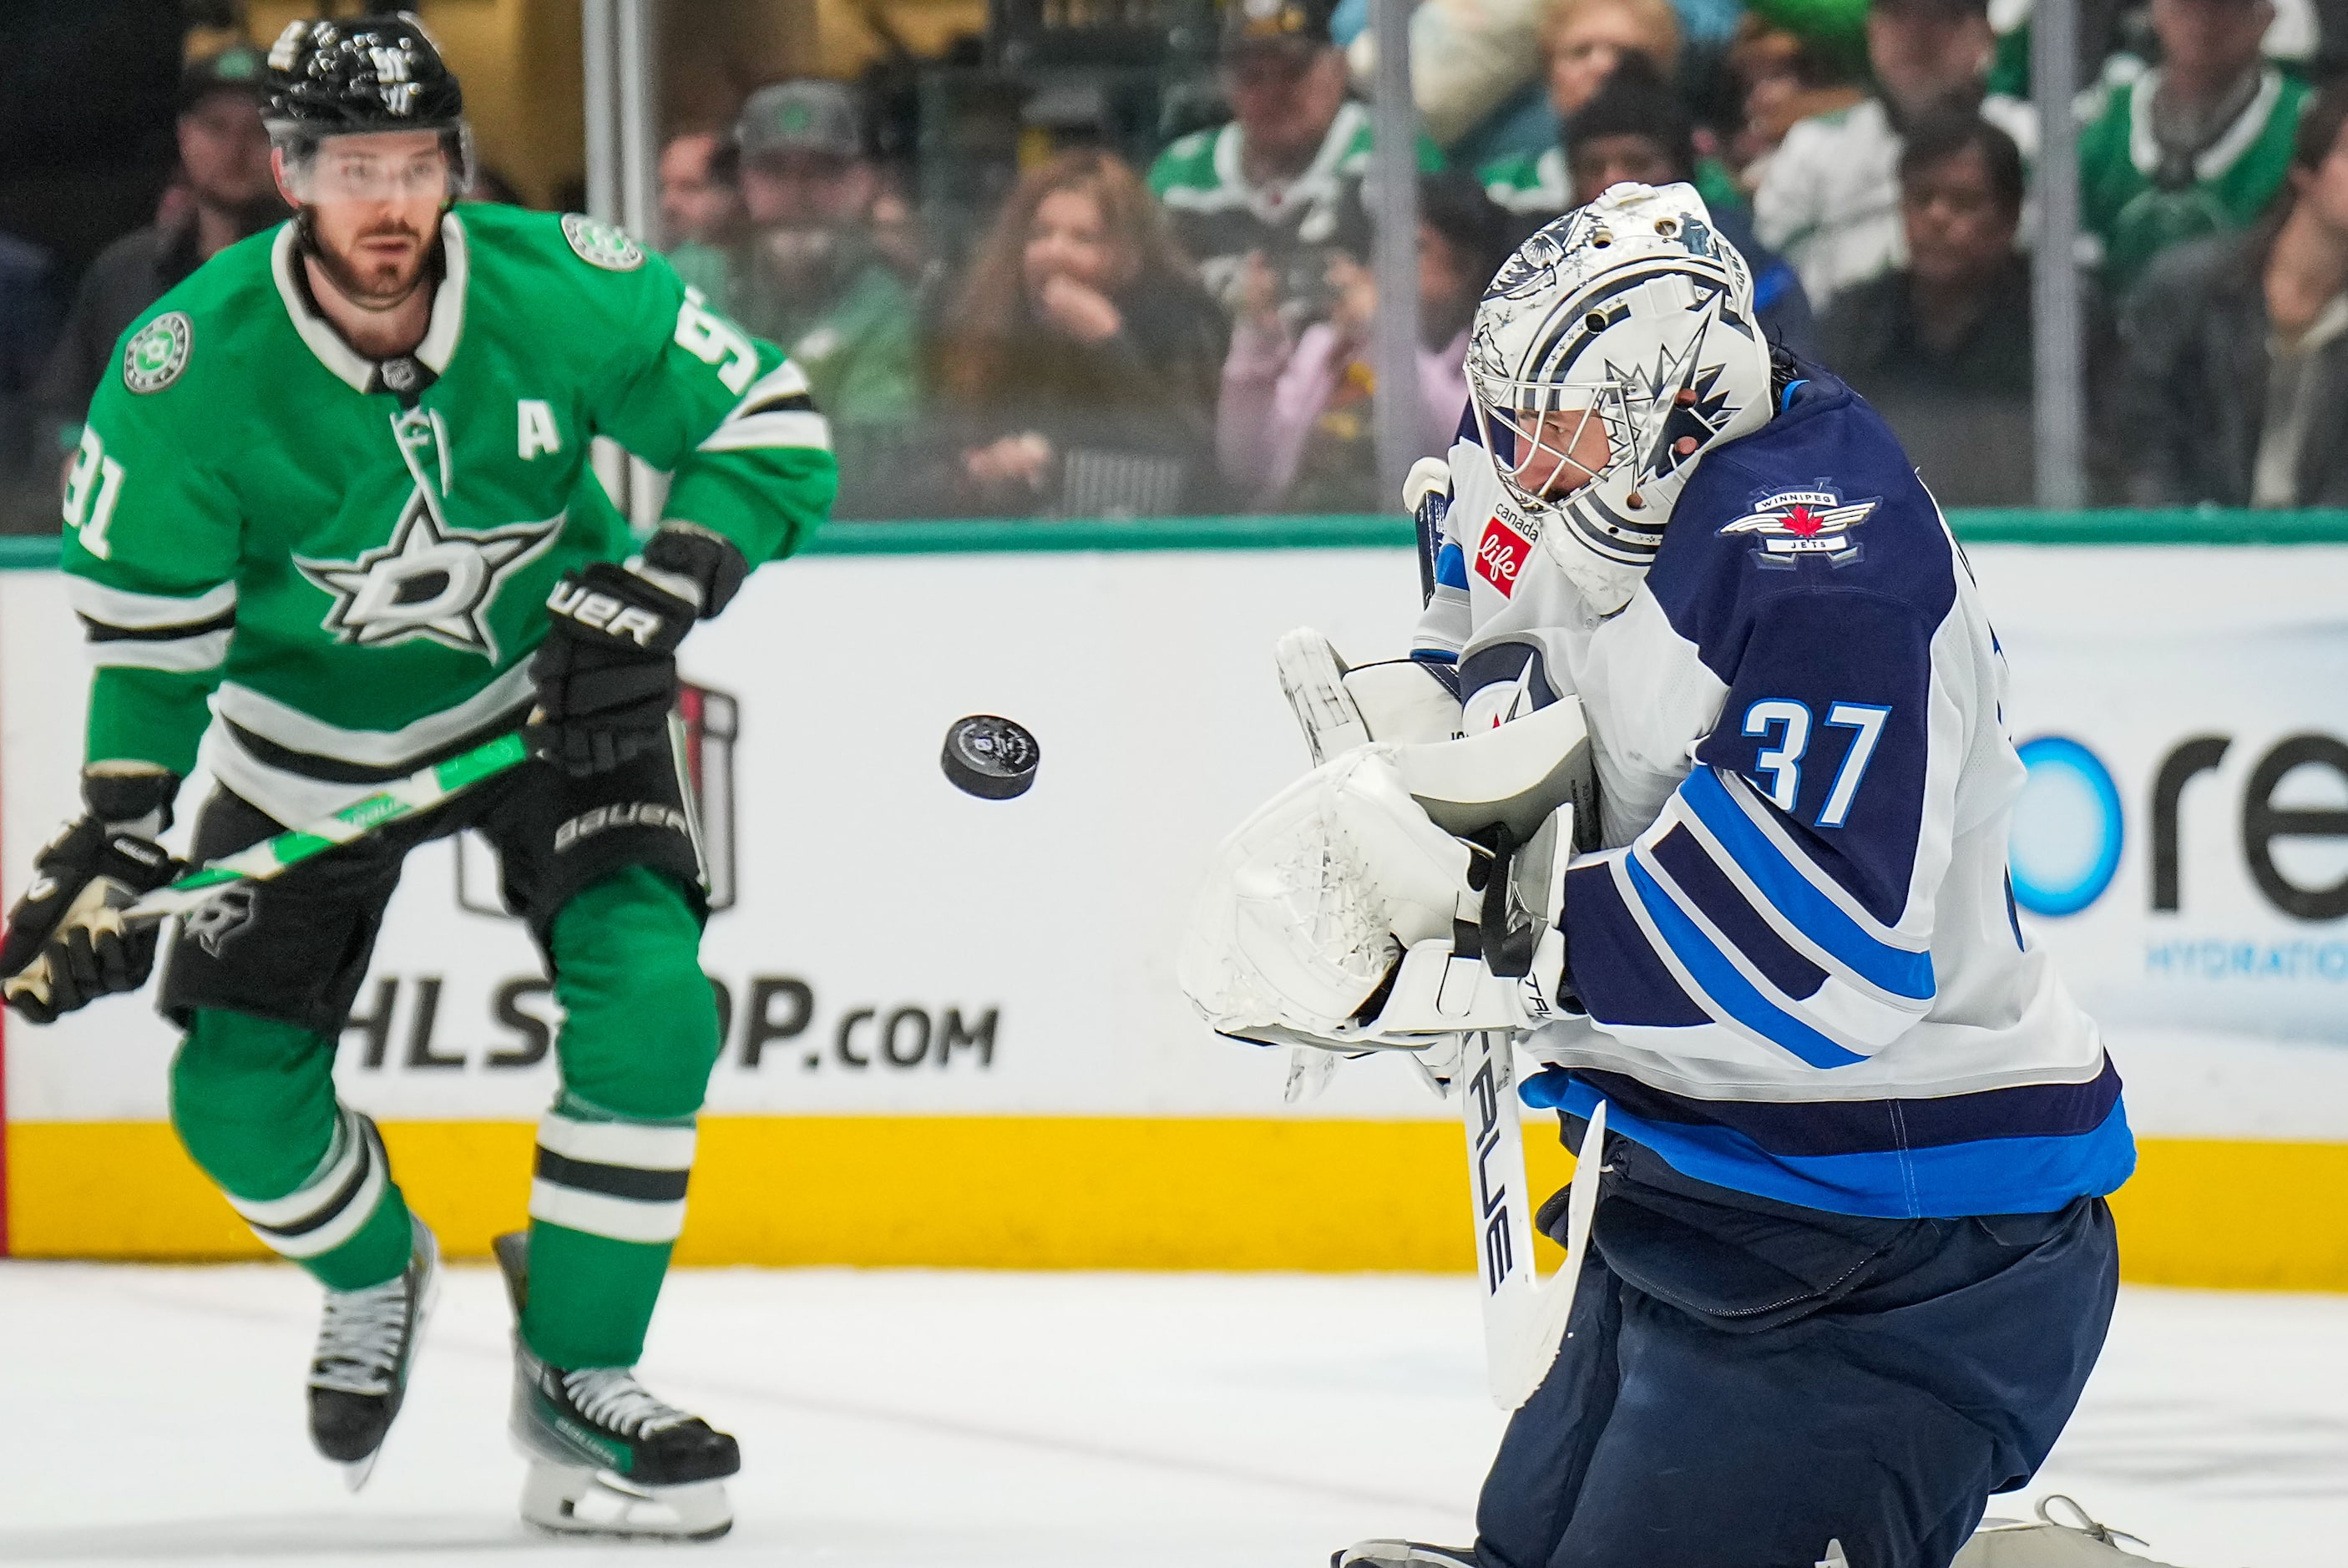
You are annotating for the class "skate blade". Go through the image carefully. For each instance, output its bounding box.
[323,1234,442,1495]
[340,1451,380,1495]
[521,1464,732,1541]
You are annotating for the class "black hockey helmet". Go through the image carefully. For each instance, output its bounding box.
[264,13,473,194]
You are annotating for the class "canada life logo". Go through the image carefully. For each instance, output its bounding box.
[1475,514,1534,596]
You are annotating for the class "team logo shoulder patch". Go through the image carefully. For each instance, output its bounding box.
[1475,512,1536,596]
[1718,480,1880,568]
[560,212,645,271]
[122,311,193,393]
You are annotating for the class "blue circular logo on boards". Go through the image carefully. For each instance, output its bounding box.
[2010,736,2124,916]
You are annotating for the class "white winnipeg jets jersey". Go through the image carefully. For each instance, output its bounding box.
[1412,375,2133,1220]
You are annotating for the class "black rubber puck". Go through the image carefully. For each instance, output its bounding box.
[941,715,1040,799]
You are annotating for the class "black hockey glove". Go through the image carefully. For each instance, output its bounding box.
[528,561,697,778]
[2,800,185,1024]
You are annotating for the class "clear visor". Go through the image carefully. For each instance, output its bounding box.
[276,131,468,204]
[1470,375,1633,507]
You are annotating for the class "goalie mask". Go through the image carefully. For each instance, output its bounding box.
[1465,183,1771,613]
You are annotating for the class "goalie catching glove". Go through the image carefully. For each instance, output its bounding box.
[1178,698,1593,1052]
[2,768,185,1024]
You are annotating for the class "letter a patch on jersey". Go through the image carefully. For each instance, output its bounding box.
[1475,514,1533,596]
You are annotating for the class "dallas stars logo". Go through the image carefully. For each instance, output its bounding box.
[296,497,559,660]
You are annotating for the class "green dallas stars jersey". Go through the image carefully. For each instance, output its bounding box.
[63,203,835,827]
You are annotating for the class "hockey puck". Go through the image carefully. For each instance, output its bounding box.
[941,715,1040,800]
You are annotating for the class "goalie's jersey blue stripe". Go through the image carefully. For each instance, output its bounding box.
[1525,1068,2137,1219]
[1564,862,1713,1028]
[1680,766,1936,1001]
[1648,824,1829,1002]
[1624,854,1865,1068]
[1435,541,1469,589]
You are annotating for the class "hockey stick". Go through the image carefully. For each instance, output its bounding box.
[1461,1024,1606,1409]
[1268,622,1605,1409]
[3,731,529,1013]
[129,731,531,921]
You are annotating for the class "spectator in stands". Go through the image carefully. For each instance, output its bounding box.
[1544,0,1683,124]
[1219,173,1516,511]
[1753,0,2031,310]
[1816,111,2058,503]
[658,128,741,301]
[661,129,741,246]
[2080,0,2307,301]
[1484,0,1753,221]
[939,150,1227,518]
[726,80,918,431]
[1551,58,1817,351]
[33,45,282,446]
[1151,0,1409,316]
[1727,7,1870,174]
[2117,79,2348,506]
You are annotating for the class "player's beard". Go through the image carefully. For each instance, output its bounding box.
[309,215,435,309]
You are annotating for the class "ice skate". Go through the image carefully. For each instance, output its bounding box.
[493,1231,738,1540]
[1333,1542,1480,1568]
[307,1213,438,1491]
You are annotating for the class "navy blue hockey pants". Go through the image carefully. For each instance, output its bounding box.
[1474,1151,2118,1568]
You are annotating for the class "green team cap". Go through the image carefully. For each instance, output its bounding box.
[180,43,269,112]
[736,80,862,162]
[1747,0,1870,75]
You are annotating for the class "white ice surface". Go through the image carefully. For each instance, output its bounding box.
[0,1267,2339,1566]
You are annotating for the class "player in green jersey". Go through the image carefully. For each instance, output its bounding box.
[0,16,833,1540]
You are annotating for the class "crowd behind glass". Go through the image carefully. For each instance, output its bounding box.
[6,0,2347,526]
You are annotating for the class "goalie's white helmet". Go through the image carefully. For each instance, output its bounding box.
[1465,182,1772,613]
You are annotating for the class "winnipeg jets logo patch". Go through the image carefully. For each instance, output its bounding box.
[296,499,560,660]
[1718,482,1879,568]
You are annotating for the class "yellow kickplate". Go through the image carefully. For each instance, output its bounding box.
[3,1118,2340,1289]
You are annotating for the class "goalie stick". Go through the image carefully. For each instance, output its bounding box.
[1268,625,1603,1409]
[1461,1025,1606,1409]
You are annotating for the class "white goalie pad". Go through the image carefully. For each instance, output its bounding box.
[1953,1497,2189,1566]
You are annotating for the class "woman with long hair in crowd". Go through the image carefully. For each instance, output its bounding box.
[935,149,1227,518]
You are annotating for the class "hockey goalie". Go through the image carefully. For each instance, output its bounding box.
[1181,182,2164,1568]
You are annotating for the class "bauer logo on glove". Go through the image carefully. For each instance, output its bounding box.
[528,562,697,777]
[546,579,676,650]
